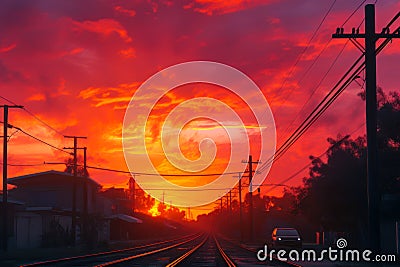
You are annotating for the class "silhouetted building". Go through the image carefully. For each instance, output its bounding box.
[0,195,24,249]
[98,187,142,240]
[7,170,101,248]
[381,193,400,255]
[9,170,100,213]
[98,187,134,216]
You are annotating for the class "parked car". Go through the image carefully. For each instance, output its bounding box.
[271,227,302,248]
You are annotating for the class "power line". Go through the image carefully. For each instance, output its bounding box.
[279,39,350,142]
[84,165,246,177]
[0,95,18,106]
[0,121,71,155]
[0,94,64,136]
[44,162,247,177]
[130,187,235,192]
[265,122,366,194]
[17,128,71,155]
[0,162,46,167]
[340,0,368,27]
[278,1,369,143]
[257,24,394,175]
[22,108,64,136]
[257,55,365,174]
[273,0,337,109]
[275,0,368,141]
[3,122,365,193]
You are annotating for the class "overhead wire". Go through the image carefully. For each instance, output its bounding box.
[0,121,71,155]
[0,94,64,136]
[272,0,337,110]
[2,3,398,187]
[340,0,368,27]
[277,0,369,144]
[256,21,396,175]
[279,39,350,142]
[264,122,366,194]
[16,127,71,155]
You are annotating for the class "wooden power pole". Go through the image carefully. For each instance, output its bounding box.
[332,4,400,250]
[1,105,23,251]
[64,135,87,246]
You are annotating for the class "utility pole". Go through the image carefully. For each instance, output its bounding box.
[64,135,87,246]
[242,155,260,241]
[82,147,88,245]
[248,155,254,242]
[234,173,245,241]
[238,175,243,241]
[83,147,87,216]
[1,105,23,251]
[66,146,88,244]
[132,178,135,214]
[332,4,400,250]
[129,175,136,214]
[224,195,229,213]
[229,190,232,214]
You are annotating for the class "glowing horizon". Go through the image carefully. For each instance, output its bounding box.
[1,0,399,217]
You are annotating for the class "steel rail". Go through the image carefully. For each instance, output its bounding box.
[165,234,209,267]
[94,233,203,267]
[20,232,200,267]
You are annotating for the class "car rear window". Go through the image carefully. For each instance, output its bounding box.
[277,229,299,236]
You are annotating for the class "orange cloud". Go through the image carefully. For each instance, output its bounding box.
[60,47,84,57]
[1,0,398,206]
[119,47,136,58]
[114,5,136,17]
[26,93,46,102]
[73,19,132,42]
[184,0,275,15]
[78,83,140,108]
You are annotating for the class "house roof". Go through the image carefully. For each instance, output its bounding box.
[25,206,54,211]
[8,170,101,187]
[108,214,143,223]
[0,195,24,205]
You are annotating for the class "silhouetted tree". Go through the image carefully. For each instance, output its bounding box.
[134,188,155,214]
[157,202,185,222]
[265,190,297,212]
[64,157,89,177]
[295,135,368,234]
[294,89,400,243]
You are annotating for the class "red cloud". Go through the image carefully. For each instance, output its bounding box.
[73,18,132,42]
[0,43,16,53]
[184,0,276,15]
[114,5,136,17]
[119,47,136,58]
[26,93,46,102]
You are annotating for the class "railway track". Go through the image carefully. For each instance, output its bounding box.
[217,235,302,267]
[19,233,303,267]
[165,234,235,267]
[20,233,202,267]
[165,233,301,266]
[93,233,235,267]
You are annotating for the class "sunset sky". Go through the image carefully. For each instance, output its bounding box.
[1,0,399,214]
